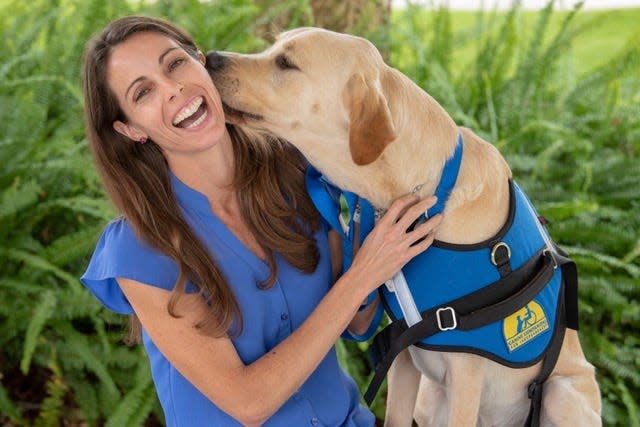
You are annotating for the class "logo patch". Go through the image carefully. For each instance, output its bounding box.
[503,300,549,352]
[338,193,351,235]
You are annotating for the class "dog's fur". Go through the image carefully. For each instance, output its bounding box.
[206,27,602,427]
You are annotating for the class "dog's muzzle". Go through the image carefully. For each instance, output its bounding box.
[206,51,229,72]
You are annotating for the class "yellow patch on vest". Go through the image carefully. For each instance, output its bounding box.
[503,301,549,352]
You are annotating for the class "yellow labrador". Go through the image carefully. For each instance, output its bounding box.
[206,27,601,427]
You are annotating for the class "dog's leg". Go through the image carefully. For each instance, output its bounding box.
[413,375,448,427]
[384,349,421,427]
[446,353,485,427]
[541,330,602,426]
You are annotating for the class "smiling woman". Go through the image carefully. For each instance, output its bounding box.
[79,15,440,427]
[106,31,227,160]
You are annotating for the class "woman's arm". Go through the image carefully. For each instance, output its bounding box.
[328,229,381,336]
[119,194,440,426]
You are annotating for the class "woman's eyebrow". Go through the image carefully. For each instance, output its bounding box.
[125,76,145,100]
[158,47,180,65]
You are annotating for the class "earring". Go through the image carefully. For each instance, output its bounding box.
[139,136,147,144]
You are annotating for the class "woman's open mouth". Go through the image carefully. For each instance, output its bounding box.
[173,96,208,129]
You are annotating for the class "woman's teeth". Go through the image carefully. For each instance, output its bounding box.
[173,97,204,127]
[186,109,207,128]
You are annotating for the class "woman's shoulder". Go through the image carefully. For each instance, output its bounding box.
[81,217,180,313]
[100,216,147,250]
[101,215,177,270]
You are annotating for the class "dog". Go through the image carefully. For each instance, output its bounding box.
[206,27,602,427]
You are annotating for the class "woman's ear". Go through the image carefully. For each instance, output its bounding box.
[198,51,206,65]
[113,120,145,143]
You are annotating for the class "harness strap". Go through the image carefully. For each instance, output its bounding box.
[525,251,578,426]
[364,250,557,405]
[525,299,566,427]
[408,135,464,233]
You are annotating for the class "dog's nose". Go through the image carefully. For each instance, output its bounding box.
[205,51,228,72]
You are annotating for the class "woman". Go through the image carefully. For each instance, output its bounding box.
[80,15,440,427]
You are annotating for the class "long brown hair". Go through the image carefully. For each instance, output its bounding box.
[82,15,320,339]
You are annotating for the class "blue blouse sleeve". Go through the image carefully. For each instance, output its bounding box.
[80,218,180,314]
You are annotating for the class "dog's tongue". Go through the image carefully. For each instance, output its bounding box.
[177,104,206,128]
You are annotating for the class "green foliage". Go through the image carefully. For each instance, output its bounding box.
[0,0,637,426]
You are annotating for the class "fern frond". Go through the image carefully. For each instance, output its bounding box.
[0,178,41,221]
[0,381,24,425]
[67,374,100,427]
[42,222,105,267]
[20,290,56,374]
[125,385,161,427]
[617,379,640,427]
[596,354,640,389]
[2,248,78,286]
[60,328,120,399]
[566,246,640,278]
[0,277,43,294]
[104,362,154,427]
[43,196,115,221]
[34,360,68,427]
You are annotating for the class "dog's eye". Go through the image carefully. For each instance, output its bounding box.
[275,54,298,70]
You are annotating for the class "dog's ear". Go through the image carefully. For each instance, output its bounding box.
[343,73,396,165]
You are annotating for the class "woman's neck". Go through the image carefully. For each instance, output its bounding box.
[168,132,237,205]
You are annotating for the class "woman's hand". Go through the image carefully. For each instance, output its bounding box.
[346,194,442,297]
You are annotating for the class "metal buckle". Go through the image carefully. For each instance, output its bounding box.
[490,242,511,266]
[436,307,457,331]
[543,248,558,270]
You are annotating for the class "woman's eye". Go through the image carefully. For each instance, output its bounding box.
[169,58,185,71]
[135,87,151,102]
[275,54,298,70]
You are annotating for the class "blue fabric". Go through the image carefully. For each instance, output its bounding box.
[381,183,561,365]
[305,168,381,341]
[427,133,463,218]
[80,173,374,427]
[305,168,375,272]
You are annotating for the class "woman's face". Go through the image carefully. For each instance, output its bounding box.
[108,31,227,155]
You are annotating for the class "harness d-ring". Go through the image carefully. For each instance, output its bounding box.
[491,242,512,266]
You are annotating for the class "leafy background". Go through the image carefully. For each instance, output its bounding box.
[0,0,638,425]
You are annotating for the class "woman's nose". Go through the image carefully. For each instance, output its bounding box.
[166,79,184,101]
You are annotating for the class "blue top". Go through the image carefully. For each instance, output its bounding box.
[80,173,374,427]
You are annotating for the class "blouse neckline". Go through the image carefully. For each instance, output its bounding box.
[169,171,270,281]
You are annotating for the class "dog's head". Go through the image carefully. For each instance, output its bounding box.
[206,27,396,166]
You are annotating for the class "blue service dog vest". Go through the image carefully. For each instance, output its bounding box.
[381,181,562,365]
[306,145,579,426]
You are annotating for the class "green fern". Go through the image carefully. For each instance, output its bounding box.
[618,379,640,427]
[20,290,57,374]
[104,362,154,427]
[0,178,40,221]
[0,381,24,425]
[60,329,121,399]
[33,358,68,427]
